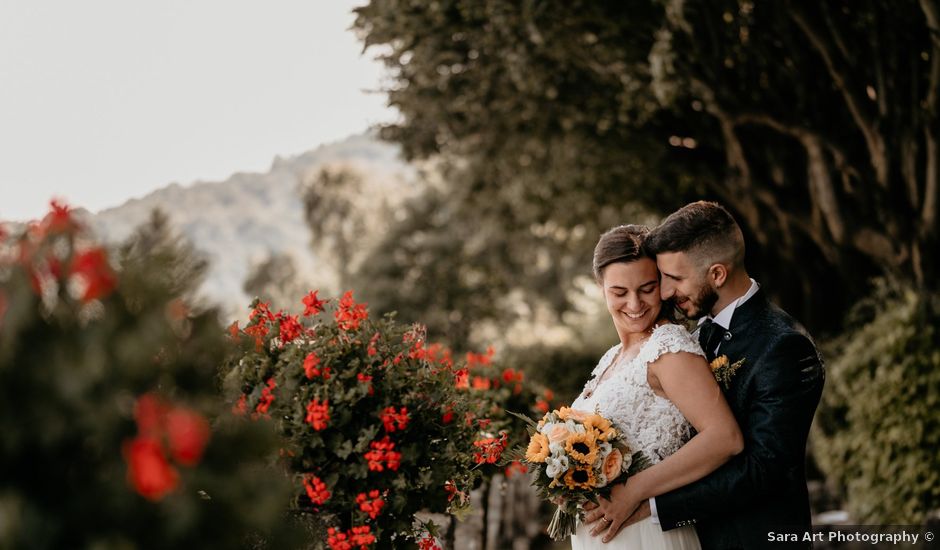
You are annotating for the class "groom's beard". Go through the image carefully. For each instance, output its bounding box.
[684,284,720,320]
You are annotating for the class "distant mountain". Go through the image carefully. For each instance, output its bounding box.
[91,134,418,316]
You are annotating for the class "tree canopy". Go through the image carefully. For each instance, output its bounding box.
[354,0,940,331]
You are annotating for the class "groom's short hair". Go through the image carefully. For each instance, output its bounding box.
[646,201,745,270]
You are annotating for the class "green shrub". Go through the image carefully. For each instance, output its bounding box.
[813,279,940,523]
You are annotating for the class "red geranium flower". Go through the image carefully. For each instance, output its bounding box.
[355,489,385,519]
[471,376,491,390]
[255,378,276,416]
[454,368,469,389]
[124,436,179,501]
[304,352,322,379]
[232,394,248,416]
[380,406,409,432]
[69,247,117,303]
[366,332,380,356]
[305,399,330,431]
[302,290,326,316]
[349,525,376,548]
[304,474,331,505]
[41,199,80,235]
[364,436,400,472]
[504,460,528,479]
[249,300,276,323]
[465,346,495,369]
[334,291,368,331]
[243,322,269,351]
[227,321,241,342]
[441,404,454,425]
[165,406,211,466]
[472,433,508,465]
[444,480,458,502]
[327,528,352,550]
[279,314,303,343]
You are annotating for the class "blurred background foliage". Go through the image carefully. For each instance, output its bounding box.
[0,211,303,549]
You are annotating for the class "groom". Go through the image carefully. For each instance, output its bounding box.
[587,201,825,549]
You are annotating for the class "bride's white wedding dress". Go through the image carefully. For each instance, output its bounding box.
[570,323,703,550]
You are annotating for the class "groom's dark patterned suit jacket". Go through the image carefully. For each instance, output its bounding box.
[655,289,825,550]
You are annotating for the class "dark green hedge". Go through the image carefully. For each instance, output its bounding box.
[813,281,940,523]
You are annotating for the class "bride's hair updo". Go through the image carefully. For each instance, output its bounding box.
[592,224,653,283]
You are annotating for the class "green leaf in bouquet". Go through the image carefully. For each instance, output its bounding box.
[506,409,539,429]
[499,444,526,466]
[627,450,652,475]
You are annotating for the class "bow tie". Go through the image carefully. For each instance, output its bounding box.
[697,318,726,358]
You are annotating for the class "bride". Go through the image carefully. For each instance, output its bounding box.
[569,225,742,550]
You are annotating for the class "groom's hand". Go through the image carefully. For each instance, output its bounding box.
[595,500,651,543]
[582,482,645,543]
[621,500,651,529]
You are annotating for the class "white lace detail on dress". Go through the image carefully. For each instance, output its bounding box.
[570,324,705,464]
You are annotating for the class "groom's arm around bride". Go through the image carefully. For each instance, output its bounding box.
[647,202,826,550]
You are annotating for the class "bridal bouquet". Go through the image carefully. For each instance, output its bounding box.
[512,407,649,540]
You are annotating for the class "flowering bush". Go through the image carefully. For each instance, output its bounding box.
[454,346,557,479]
[224,291,490,548]
[0,202,301,549]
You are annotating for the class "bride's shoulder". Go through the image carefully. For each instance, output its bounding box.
[645,322,703,359]
[651,322,694,339]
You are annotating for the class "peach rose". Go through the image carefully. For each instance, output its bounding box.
[547,423,571,443]
[567,409,591,422]
[602,448,623,481]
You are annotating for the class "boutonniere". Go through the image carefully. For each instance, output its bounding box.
[710,355,745,389]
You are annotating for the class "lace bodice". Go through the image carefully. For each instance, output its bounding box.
[570,324,705,464]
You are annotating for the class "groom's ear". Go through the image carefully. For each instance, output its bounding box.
[707,263,728,289]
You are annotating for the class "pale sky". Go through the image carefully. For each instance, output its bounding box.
[0,0,395,221]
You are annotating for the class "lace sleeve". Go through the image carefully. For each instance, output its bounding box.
[636,323,705,367]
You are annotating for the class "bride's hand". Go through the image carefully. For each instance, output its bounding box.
[582,481,644,542]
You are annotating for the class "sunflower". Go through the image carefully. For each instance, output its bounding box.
[710,355,729,372]
[565,431,598,464]
[563,464,597,490]
[525,433,550,463]
[584,414,617,441]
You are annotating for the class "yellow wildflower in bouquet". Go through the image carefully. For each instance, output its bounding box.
[510,407,650,540]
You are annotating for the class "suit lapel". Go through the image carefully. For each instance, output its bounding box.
[711,289,770,397]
